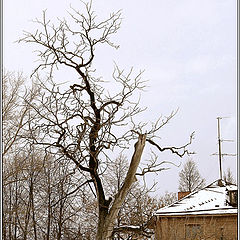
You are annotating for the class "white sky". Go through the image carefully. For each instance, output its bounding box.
[3,0,237,195]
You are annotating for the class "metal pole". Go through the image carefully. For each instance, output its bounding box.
[217,117,222,179]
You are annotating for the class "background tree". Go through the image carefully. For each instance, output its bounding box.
[2,70,41,240]
[158,191,177,208]
[2,70,39,157]
[2,71,85,240]
[223,168,236,184]
[178,159,205,192]
[17,2,194,239]
[103,154,158,239]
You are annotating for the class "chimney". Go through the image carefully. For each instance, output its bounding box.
[217,179,224,187]
[178,191,190,200]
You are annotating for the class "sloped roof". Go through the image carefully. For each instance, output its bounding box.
[155,180,238,216]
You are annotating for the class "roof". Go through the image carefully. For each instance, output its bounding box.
[155,180,238,216]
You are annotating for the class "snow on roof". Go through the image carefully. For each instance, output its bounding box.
[155,180,238,216]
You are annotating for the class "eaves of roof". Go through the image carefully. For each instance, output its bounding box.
[155,207,237,217]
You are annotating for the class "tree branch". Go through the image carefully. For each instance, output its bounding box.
[146,132,195,157]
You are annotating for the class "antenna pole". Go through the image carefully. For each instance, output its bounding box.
[217,117,223,179]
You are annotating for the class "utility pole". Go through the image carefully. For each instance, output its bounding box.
[217,117,223,179]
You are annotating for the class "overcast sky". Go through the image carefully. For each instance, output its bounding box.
[3,0,237,195]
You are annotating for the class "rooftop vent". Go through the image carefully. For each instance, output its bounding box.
[217,179,224,187]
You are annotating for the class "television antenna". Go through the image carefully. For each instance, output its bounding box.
[211,117,236,180]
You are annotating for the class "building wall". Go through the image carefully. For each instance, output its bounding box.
[155,214,237,240]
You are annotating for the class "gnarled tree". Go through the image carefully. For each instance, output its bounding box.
[19,2,194,239]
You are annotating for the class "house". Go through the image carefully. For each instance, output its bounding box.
[150,180,238,240]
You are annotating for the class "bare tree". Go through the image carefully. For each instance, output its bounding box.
[223,168,236,184]
[158,192,177,209]
[2,70,39,158]
[2,70,41,240]
[2,70,92,240]
[178,159,205,193]
[18,2,194,239]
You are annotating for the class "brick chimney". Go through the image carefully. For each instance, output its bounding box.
[178,191,190,200]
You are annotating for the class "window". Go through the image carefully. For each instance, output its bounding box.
[185,224,203,240]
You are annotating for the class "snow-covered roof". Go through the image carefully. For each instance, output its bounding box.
[155,180,238,216]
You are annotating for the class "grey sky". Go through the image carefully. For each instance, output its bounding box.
[3,0,237,194]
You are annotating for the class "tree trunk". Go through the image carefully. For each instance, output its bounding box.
[30,178,38,240]
[96,206,109,240]
[96,134,146,240]
[46,169,52,240]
